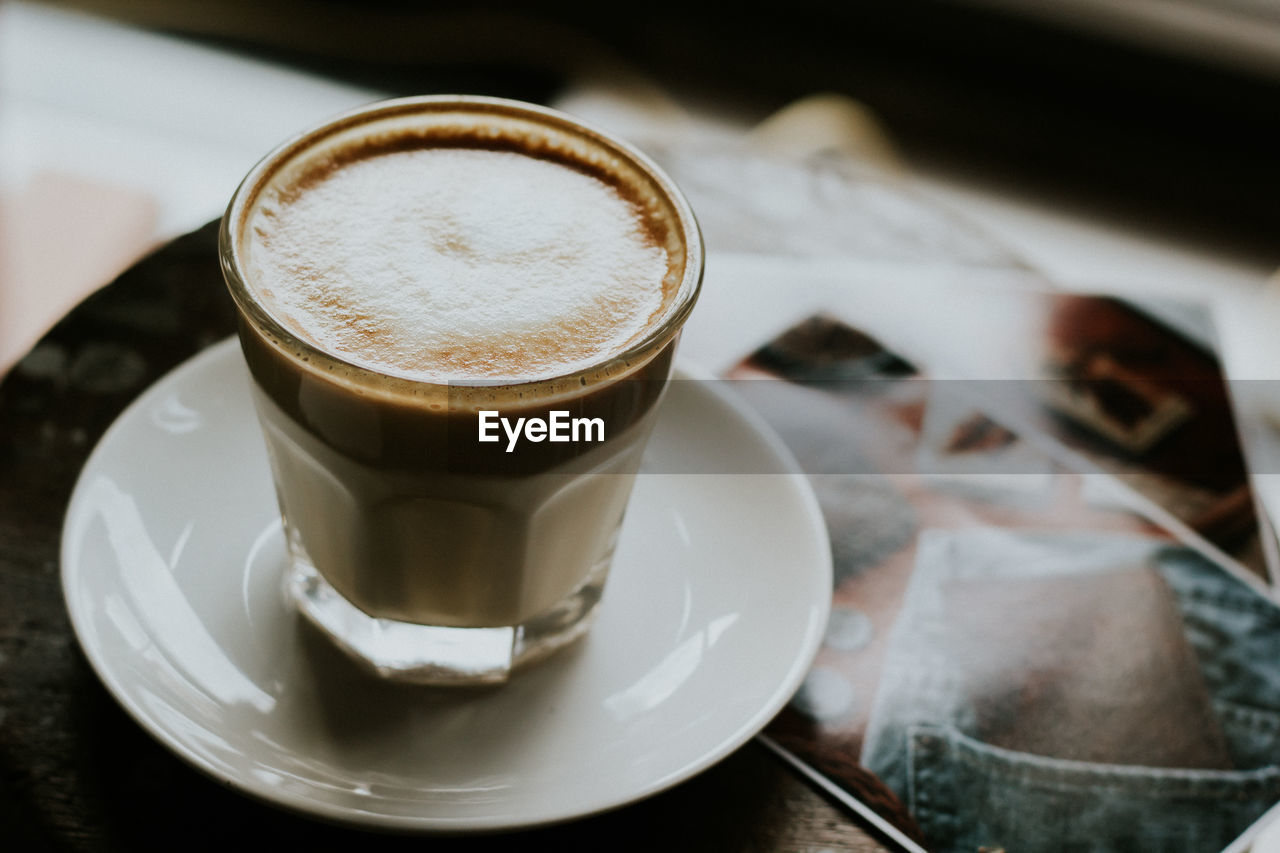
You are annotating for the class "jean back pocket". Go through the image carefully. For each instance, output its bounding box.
[909,723,1280,853]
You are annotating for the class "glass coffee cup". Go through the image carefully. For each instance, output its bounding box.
[219,96,702,685]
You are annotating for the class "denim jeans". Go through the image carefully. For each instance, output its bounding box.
[862,529,1280,852]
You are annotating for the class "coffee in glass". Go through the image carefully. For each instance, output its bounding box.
[220,96,702,685]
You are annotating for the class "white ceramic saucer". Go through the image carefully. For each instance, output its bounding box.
[61,338,831,832]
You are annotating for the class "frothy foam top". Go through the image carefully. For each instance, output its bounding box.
[244,141,675,383]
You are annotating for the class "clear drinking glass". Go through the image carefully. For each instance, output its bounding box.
[219,96,702,685]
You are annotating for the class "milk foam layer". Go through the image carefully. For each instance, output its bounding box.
[245,145,673,382]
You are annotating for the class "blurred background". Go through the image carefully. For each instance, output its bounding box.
[14,0,1280,247]
[6,0,1280,349]
[171,0,1280,251]
[4,0,1280,364]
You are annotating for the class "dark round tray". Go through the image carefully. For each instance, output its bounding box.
[0,222,894,851]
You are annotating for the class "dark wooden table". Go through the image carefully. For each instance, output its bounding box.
[0,223,889,852]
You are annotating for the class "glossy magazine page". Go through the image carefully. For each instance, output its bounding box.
[629,137,1280,851]
[729,309,1280,852]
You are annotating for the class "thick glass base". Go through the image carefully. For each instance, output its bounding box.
[287,556,608,686]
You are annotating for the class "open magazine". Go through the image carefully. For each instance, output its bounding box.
[613,132,1280,851]
[724,302,1280,852]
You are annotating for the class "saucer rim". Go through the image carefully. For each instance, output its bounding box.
[61,338,832,832]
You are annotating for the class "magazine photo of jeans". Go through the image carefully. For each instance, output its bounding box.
[734,313,1280,852]
[862,530,1280,852]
